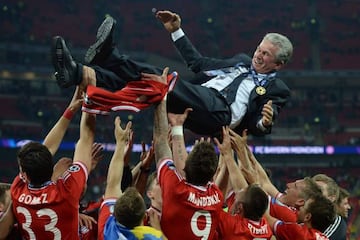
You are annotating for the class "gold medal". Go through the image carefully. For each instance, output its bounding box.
[255,86,266,95]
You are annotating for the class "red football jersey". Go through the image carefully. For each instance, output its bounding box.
[224,190,236,214]
[158,159,224,240]
[79,199,102,240]
[97,198,116,240]
[269,196,298,222]
[217,210,273,240]
[274,221,329,240]
[82,72,178,115]
[11,162,88,240]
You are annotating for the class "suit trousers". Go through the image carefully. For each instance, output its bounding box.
[92,49,232,135]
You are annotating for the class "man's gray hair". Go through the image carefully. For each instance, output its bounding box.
[263,33,293,64]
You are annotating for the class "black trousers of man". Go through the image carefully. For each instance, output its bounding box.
[91,48,231,135]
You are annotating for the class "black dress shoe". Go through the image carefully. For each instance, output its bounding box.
[51,36,81,88]
[84,16,116,65]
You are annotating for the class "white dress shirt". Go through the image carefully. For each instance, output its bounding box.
[171,28,268,131]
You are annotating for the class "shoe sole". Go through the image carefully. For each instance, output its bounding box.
[84,16,115,64]
[51,36,75,88]
[51,36,65,82]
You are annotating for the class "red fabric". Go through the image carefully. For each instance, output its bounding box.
[97,198,117,240]
[82,72,178,114]
[269,196,298,222]
[274,221,329,240]
[79,199,102,240]
[217,211,273,240]
[11,162,88,240]
[157,159,224,240]
[63,108,74,120]
[225,191,236,213]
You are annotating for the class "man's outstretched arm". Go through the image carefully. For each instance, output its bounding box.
[104,117,132,198]
[147,67,173,166]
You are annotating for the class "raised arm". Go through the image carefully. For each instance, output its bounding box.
[229,129,251,169]
[51,143,103,181]
[104,117,132,198]
[246,146,280,197]
[115,131,134,192]
[73,109,96,173]
[134,142,155,196]
[215,127,248,192]
[43,86,83,156]
[229,128,279,196]
[167,108,192,177]
[229,129,258,185]
[132,141,151,183]
[214,154,229,197]
[155,10,181,33]
[149,68,173,165]
[264,209,278,232]
[124,130,134,171]
[156,10,219,73]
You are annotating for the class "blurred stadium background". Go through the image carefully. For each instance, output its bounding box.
[0,0,359,237]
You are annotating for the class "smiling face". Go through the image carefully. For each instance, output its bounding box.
[147,177,162,209]
[338,197,351,218]
[281,179,307,208]
[252,39,283,74]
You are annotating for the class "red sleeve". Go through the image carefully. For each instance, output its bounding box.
[225,191,235,213]
[269,197,298,222]
[217,210,236,239]
[59,162,88,201]
[274,221,302,239]
[97,198,116,240]
[157,159,183,191]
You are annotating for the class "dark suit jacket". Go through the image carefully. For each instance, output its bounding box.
[174,34,290,136]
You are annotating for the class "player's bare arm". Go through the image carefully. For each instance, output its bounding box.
[104,117,132,198]
[168,108,192,177]
[153,68,173,165]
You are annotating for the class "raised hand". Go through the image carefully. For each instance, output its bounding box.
[168,108,193,127]
[229,129,248,152]
[155,10,181,33]
[141,67,169,84]
[114,116,132,144]
[194,137,211,146]
[261,100,273,127]
[123,130,134,166]
[78,213,97,230]
[140,141,155,169]
[214,126,232,156]
[67,86,84,112]
[91,143,104,171]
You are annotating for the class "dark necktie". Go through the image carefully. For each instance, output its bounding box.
[219,72,249,105]
[219,67,276,105]
[204,65,276,105]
